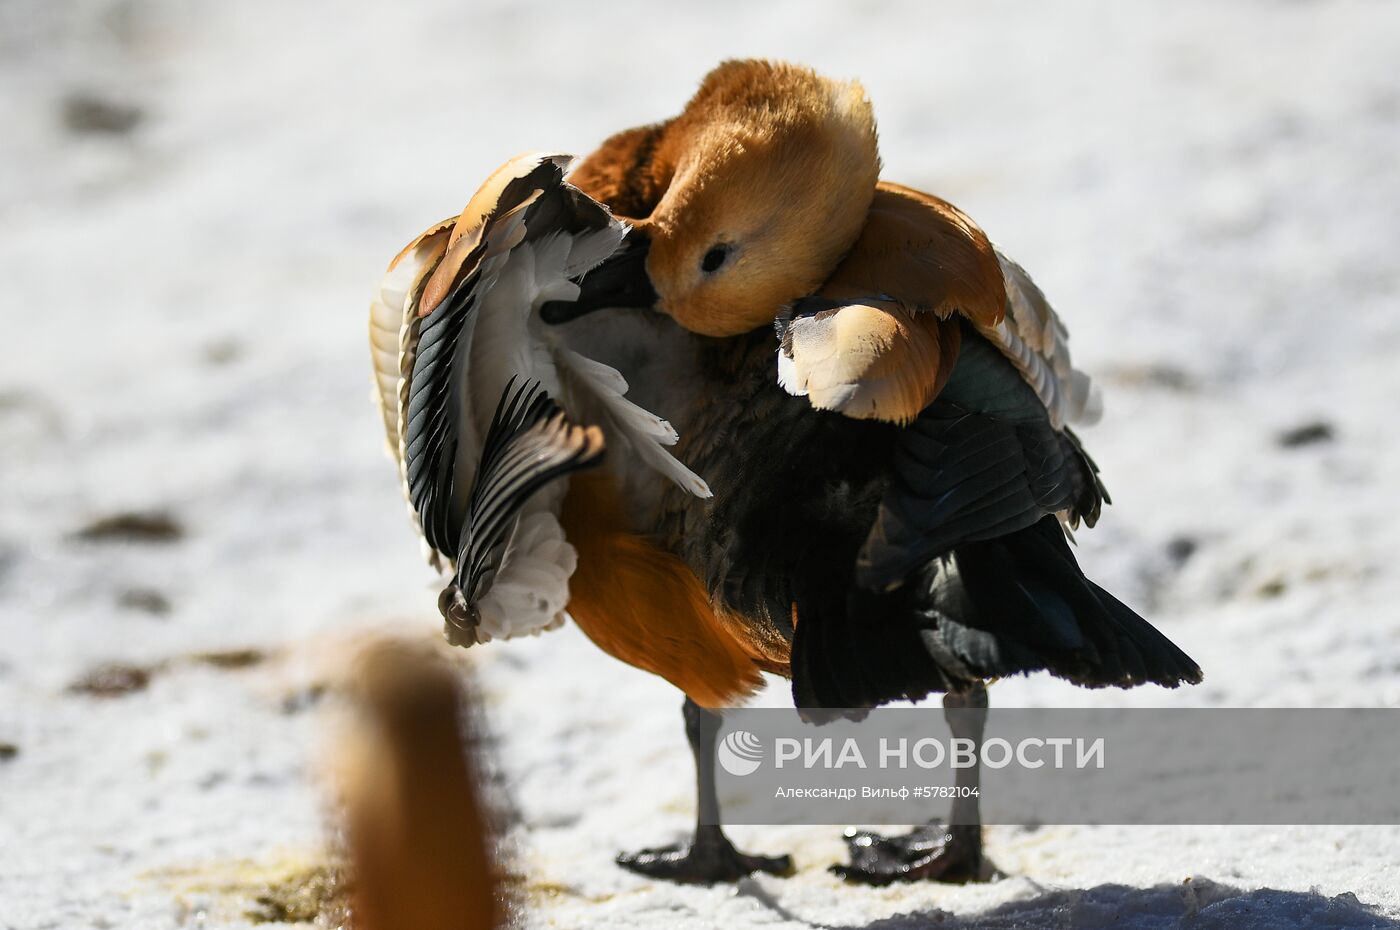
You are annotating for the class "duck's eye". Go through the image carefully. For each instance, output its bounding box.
[701,244,730,273]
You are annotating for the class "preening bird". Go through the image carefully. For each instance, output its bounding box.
[370,59,1202,886]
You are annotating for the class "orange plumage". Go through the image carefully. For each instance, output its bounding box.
[561,473,765,708]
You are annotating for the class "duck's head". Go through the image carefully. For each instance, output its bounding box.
[545,60,881,337]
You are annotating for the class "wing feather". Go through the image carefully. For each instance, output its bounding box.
[857,327,1106,591]
[768,182,1109,591]
[554,347,712,498]
[369,218,453,458]
[980,253,1102,430]
[457,379,604,605]
[777,183,1101,433]
[369,152,710,641]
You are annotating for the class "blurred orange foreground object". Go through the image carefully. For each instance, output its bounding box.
[339,639,501,930]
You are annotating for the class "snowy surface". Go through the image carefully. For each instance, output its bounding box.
[3,0,1400,927]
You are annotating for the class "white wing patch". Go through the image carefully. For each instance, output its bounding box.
[776,300,942,424]
[370,152,709,643]
[774,252,1103,431]
[775,302,880,413]
[555,347,712,498]
[473,507,575,642]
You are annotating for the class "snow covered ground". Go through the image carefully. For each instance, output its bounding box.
[3,0,1400,926]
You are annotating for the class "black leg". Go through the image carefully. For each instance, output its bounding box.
[834,682,990,885]
[617,697,794,884]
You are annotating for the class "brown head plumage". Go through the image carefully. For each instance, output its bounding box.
[573,59,882,337]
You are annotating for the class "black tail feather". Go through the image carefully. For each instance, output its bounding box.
[790,516,1201,710]
[937,516,1201,689]
[792,579,956,712]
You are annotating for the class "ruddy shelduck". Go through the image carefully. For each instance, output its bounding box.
[371,59,1201,887]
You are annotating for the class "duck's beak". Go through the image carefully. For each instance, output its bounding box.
[540,231,656,324]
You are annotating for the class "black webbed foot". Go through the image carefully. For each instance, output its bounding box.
[832,824,987,885]
[617,825,793,884]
